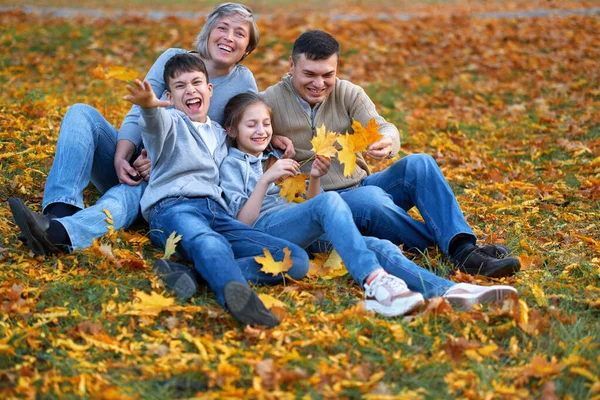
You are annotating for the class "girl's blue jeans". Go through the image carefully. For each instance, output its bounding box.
[254,192,454,299]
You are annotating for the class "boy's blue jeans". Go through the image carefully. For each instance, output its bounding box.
[340,154,477,256]
[149,197,309,305]
[254,192,454,299]
[42,104,143,249]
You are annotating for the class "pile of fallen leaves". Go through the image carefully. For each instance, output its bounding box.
[1,2,599,398]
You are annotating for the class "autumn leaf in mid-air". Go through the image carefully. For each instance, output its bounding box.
[255,248,294,276]
[278,174,309,202]
[163,231,182,260]
[310,125,338,158]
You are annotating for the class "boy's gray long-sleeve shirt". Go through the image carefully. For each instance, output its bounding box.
[139,107,229,221]
[119,48,257,150]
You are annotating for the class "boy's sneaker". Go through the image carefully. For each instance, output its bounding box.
[456,246,520,278]
[364,273,424,317]
[443,283,517,309]
[223,281,279,328]
[153,259,198,301]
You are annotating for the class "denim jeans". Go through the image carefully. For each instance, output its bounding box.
[363,237,454,299]
[42,104,143,249]
[149,197,310,305]
[340,154,476,256]
[253,192,381,284]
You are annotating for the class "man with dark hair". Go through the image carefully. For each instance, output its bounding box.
[262,30,520,278]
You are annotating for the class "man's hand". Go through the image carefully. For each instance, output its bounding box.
[366,137,393,159]
[271,135,296,159]
[310,155,331,178]
[261,159,300,184]
[133,149,151,181]
[123,79,170,109]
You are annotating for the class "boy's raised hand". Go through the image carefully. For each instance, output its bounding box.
[123,79,171,109]
[310,155,331,178]
[261,159,300,184]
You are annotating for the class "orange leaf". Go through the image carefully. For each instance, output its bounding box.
[278,174,309,202]
[351,118,382,151]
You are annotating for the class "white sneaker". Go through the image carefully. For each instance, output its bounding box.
[443,283,517,309]
[364,273,424,317]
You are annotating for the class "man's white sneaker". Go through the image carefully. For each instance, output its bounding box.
[443,283,517,309]
[364,273,424,317]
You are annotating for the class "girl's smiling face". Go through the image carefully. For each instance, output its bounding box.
[233,102,273,157]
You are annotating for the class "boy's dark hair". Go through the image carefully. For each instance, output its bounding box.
[163,53,209,91]
[223,92,271,136]
[291,30,340,64]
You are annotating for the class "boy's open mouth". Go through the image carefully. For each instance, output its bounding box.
[186,98,202,111]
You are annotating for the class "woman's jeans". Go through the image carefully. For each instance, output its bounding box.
[42,104,143,249]
[340,154,476,256]
[149,197,309,306]
[254,192,454,299]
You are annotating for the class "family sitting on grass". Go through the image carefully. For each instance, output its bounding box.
[9,3,519,327]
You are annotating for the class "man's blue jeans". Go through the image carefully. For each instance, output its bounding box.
[149,197,310,306]
[253,192,454,299]
[42,104,143,249]
[340,154,476,256]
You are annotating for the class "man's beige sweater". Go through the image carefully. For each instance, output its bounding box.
[262,74,400,191]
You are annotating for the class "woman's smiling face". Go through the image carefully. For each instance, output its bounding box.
[207,15,251,68]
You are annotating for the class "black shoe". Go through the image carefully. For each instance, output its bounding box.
[8,198,61,256]
[153,259,198,301]
[456,246,520,278]
[223,281,279,328]
[480,244,510,258]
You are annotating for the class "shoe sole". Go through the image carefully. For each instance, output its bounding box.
[464,259,520,278]
[153,259,197,301]
[169,273,198,301]
[365,294,425,317]
[223,281,279,327]
[445,287,516,309]
[152,259,173,275]
[9,198,49,256]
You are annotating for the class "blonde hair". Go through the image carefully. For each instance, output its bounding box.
[194,3,259,63]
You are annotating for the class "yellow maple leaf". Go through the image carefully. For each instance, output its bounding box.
[310,125,338,158]
[132,291,174,316]
[163,231,182,260]
[258,293,287,309]
[336,134,358,177]
[255,248,294,276]
[278,174,309,202]
[104,66,139,82]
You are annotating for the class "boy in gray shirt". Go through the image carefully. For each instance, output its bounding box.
[124,53,309,327]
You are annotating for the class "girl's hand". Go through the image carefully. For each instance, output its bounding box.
[310,155,331,178]
[261,159,300,184]
[123,79,171,109]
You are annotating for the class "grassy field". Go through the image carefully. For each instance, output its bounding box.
[1,1,599,399]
